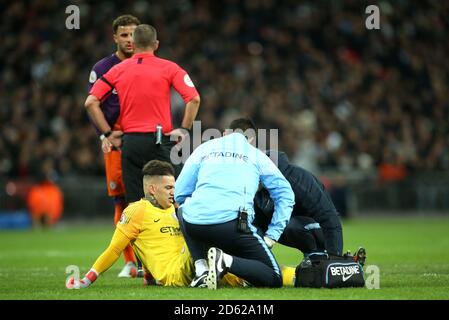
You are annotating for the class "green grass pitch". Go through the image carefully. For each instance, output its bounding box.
[1,217,449,300]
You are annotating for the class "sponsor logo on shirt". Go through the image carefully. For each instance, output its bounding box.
[109,181,117,190]
[200,151,248,162]
[160,226,182,236]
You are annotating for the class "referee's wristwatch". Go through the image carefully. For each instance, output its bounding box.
[99,130,112,141]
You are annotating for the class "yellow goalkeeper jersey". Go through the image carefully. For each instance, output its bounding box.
[116,199,193,286]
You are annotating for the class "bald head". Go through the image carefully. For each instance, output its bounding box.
[133,24,158,50]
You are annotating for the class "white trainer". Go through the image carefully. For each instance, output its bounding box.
[118,262,137,278]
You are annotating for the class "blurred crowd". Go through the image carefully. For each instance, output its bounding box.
[1,0,448,181]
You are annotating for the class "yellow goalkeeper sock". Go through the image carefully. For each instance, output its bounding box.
[281,266,296,287]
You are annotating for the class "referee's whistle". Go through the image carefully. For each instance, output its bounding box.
[156,124,163,145]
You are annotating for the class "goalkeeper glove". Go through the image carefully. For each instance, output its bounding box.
[263,236,276,249]
[66,269,98,289]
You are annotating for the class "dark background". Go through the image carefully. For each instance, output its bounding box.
[1,0,448,219]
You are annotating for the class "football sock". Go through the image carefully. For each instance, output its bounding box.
[113,197,126,225]
[195,259,208,276]
[223,252,233,268]
[281,266,296,287]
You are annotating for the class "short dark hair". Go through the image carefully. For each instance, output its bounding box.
[142,160,174,177]
[112,14,140,34]
[133,24,157,49]
[229,118,257,132]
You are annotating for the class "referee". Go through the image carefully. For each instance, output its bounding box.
[85,24,200,204]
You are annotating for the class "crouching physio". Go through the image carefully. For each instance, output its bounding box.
[174,119,296,289]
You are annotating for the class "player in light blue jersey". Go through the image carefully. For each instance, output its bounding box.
[174,118,295,289]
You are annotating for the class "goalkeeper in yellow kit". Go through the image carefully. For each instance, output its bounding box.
[66,160,296,289]
[66,160,244,288]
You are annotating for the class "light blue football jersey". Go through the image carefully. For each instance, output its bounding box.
[174,133,294,241]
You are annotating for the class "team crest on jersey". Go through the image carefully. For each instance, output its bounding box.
[109,181,117,190]
[89,70,97,83]
[112,88,117,95]
[119,213,127,224]
[183,74,195,87]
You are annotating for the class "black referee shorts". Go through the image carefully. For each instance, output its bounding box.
[121,133,182,203]
[184,218,283,287]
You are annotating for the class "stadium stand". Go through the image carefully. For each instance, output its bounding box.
[1,1,448,214]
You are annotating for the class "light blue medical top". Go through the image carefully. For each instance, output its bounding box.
[174,133,295,241]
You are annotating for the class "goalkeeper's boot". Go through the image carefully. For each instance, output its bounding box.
[206,247,228,290]
[343,250,353,259]
[66,276,79,289]
[190,271,208,288]
[66,269,98,289]
[353,247,366,267]
[118,261,137,278]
